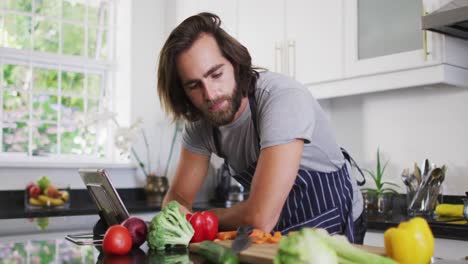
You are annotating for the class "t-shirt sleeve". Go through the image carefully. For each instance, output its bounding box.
[257,88,316,149]
[181,121,212,156]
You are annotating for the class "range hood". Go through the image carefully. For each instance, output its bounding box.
[422,0,468,40]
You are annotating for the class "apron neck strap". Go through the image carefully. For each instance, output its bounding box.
[213,95,260,159]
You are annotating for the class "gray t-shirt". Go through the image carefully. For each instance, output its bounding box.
[182,71,363,219]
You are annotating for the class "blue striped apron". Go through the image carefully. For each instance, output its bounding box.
[212,96,356,242]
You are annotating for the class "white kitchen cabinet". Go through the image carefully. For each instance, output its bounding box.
[286,0,344,84]
[238,0,344,85]
[166,0,238,38]
[310,0,468,99]
[238,0,285,74]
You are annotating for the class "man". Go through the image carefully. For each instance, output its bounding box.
[158,13,366,243]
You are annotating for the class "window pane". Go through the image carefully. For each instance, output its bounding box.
[62,22,85,56]
[61,96,84,122]
[32,122,57,154]
[33,68,58,92]
[82,128,97,155]
[34,0,61,18]
[61,71,84,94]
[63,0,85,22]
[3,64,31,90]
[88,0,109,27]
[87,74,101,97]
[33,17,59,53]
[60,121,82,154]
[88,28,108,59]
[3,90,29,121]
[2,122,28,152]
[4,14,32,49]
[5,0,32,12]
[32,94,58,121]
[88,98,99,112]
[0,14,4,46]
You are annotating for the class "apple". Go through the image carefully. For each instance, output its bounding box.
[28,185,41,198]
[45,185,60,198]
[26,182,35,193]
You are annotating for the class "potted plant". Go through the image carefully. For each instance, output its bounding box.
[361,148,400,214]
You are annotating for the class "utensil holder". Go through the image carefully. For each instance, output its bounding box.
[408,180,443,216]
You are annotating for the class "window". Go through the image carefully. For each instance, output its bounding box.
[0,0,115,160]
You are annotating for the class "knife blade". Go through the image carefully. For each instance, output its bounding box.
[231,225,253,254]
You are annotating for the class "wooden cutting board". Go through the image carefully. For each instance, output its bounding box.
[189,240,386,264]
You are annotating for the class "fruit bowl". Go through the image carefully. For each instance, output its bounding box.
[25,176,71,210]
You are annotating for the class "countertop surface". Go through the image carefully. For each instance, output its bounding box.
[1,189,467,241]
[0,213,205,263]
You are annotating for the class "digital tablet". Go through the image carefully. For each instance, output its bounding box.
[78,168,129,226]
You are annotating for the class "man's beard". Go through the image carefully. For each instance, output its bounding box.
[203,87,242,127]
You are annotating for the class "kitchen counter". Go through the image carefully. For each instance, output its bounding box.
[367,212,468,241]
[366,194,468,241]
[0,213,205,263]
[0,188,222,219]
[2,189,467,241]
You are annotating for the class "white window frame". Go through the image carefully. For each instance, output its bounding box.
[0,0,132,168]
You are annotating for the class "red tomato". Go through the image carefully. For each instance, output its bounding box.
[102,225,132,255]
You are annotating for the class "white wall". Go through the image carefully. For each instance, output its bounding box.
[324,85,468,195]
[128,0,218,202]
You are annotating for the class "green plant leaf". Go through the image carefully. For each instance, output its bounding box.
[363,168,378,181]
[376,147,381,184]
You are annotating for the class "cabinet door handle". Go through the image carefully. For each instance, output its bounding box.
[288,40,296,79]
[275,42,283,73]
[422,1,429,61]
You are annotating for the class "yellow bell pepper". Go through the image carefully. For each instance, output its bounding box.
[384,217,434,264]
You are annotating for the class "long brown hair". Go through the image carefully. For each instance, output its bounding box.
[157,12,259,121]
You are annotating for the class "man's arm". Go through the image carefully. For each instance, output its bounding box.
[162,146,210,214]
[211,139,303,232]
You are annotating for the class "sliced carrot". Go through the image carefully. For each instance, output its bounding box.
[253,237,268,244]
[266,236,281,243]
[273,231,282,239]
[248,229,265,239]
[217,231,237,240]
[264,233,272,239]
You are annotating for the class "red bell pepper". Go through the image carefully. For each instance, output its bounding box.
[186,211,219,243]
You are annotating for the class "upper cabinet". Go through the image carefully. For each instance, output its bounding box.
[311,0,468,99]
[167,0,468,99]
[238,0,344,85]
[166,0,238,38]
[286,0,344,84]
[345,0,427,76]
[238,0,285,74]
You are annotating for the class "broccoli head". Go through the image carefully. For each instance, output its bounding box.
[147,200,194,251]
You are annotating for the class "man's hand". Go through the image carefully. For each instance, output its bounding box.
[178,203,191,215]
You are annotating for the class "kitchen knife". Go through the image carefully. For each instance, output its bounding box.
[231,225,253,254]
